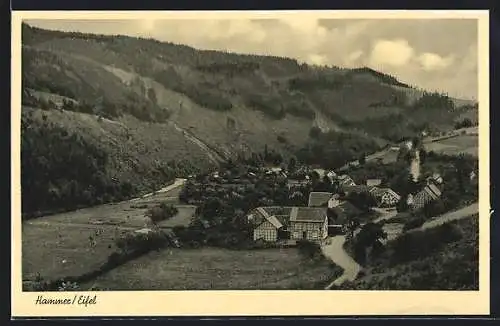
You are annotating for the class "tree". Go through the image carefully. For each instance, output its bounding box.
[359,153,366,165]
[344,217,361,240]
[347,191,377,212]
[396,196,410,212]
[146,203,178,225]
[288,157,297,172]
[422,199,446,218]
[353,222,387,264]
[309,126,321,139]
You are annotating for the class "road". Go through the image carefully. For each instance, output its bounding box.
[322,236,362,289]
[322,202,479,289]
[411,202,479,232]
[336,126,479,172]
[129,178,186,202]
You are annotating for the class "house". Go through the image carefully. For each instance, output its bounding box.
[369,187,401,208]
[328,201,362,226]
[248,207,286,242]
[366,179,382,187]
[287,179,310,190]
[338,174,356,186]
[339,184,372,197]
[289,207,328,242]
[326,171,337,179]
[327,201,362,235]
[410,183,442,211]
[426,173,443,185]
[313,168,326,178]
[328,194,341,208]
[308,192,333,207]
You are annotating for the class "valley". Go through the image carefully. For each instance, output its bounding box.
[19,23,480,292]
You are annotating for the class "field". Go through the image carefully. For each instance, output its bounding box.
[425,135,478,156]
[22,223,127,281]
[81,247,343,290]
[22,184,194,282]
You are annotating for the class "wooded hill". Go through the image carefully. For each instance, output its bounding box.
[20,23,478,216]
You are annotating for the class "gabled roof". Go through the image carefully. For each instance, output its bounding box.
[424,183,442,200]
[249,207,288,229]
[366,179,382,187]
[340,185,372,193]
[338,174,353,181]
[370,187,400,199]
[290,207,326,223]
[265,215,284,229]
[308,192,333,207]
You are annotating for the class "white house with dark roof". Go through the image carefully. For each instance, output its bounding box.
[410,183,442,211]
[369,187,401,208]
[248,207,285,242]
[338,174,356,186]
[289,207,328,242]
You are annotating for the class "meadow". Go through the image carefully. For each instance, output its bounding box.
[22,185,194,282]
[425,135,478,156]
[81,247,343,290]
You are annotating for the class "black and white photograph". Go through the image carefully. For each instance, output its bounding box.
[12,10,489,317]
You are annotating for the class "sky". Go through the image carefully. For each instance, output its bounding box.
[26,18,479,99]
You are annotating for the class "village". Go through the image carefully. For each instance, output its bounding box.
[165,136,478,250]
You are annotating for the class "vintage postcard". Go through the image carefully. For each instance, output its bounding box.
[11,10,490,317]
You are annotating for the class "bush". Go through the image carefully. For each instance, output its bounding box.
[115,230,170,255]
[402,215,426,231]
[297,240,323,261]
[146,203,179,224]
[391,222,463,265]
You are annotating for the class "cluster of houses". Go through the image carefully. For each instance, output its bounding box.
[248,168,446,244]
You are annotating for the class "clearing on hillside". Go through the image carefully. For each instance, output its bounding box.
[425,135,478,157]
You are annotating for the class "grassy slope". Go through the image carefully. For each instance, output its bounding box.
[24,107,211,193]
[80,247,342,290]
[339,216,479,290]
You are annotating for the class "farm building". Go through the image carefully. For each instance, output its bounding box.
[289,207,328,243]
[287,179,310,190]
[247,207,287,242]
[327,201,362,227]
[308,192,333,207]
[338,174,356,186]
[339,184,372,197]
[410,183,442,211]
[369,187,401,208]
[328,194,341,208]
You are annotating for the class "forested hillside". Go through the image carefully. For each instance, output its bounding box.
[20,23,478,216]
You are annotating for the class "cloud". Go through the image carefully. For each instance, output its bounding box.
[368,39,415,68]
[308,54,328,66]
[344,50,364,67]
[418,52,455,71]
[25,18,478,99]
